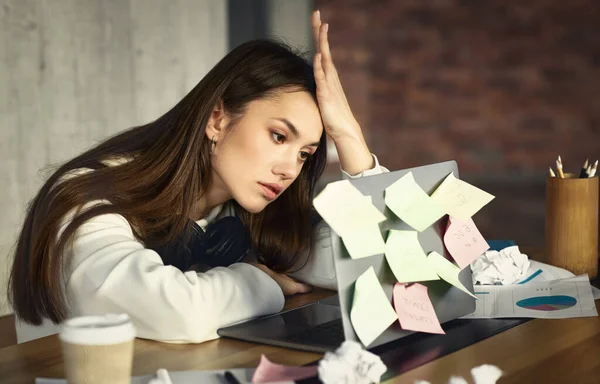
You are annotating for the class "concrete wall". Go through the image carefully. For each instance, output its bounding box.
[268,0,314,53]
[0,0,228,316]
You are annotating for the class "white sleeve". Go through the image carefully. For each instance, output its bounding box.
[65,213,284,344]
[341,154,389,179]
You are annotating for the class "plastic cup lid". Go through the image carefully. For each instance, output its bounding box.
[59,313,136,345]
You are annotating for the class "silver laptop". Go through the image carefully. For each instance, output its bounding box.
[217,160,476,352]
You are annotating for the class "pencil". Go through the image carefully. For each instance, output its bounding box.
[549,167,556,177]
[556,158,565,178]
[589,160,598,177]
[580,159,589,178]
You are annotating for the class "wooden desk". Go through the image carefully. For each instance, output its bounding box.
[0,290,334,383]
[389,299,600,383]
[1,265,599,383]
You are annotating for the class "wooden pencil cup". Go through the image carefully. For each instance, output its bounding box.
[545,173,599,279]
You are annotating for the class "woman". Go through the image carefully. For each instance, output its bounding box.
[9,11,388,343]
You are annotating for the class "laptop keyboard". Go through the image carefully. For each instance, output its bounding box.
[284,319,345,347]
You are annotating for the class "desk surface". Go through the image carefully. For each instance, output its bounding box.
[1,257,600,383]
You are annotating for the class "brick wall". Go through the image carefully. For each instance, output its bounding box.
[316,0,600,176]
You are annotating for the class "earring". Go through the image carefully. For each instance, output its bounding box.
[210,136,216,154]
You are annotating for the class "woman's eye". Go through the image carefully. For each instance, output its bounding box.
[299,152,311,161]
[272,132,286,143]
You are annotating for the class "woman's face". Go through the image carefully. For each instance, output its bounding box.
[209,90,324,213]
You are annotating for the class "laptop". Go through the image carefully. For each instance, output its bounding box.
[217,160,476,352]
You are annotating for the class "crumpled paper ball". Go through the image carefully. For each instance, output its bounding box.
[471,245,530,285]
[318,340,387,384]
[415,364,503,384]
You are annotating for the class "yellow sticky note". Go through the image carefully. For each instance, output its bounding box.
[350,267,398,346]
[384,172,446,232]
[342,224,386,259]
[431,173,495,220]
[314,181,387,259]
[385,230,440,283]
[314,180,386,236]
[427,251,477,298]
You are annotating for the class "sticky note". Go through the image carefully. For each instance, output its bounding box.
[314,180,386,235]
[350,267,398,346]
[252,354,318,383]
[393,283,445,334]
[427,251,477,298]
[431,173,494,220]
[444,216,490,269]
[385,230,440,283]
[342,224,386,259]
[384,172,446,232]
[314,180,387,258]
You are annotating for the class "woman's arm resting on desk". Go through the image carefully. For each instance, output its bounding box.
[66,213,284,344]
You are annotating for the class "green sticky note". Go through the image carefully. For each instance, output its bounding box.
[431,173,495,220]
[314,180,387,259]
[342,224,386,259]
[384,172,446,232]
[385,230,440,283]
[314,180,386,236]
[427,251,477,298]
[350,267,398,346]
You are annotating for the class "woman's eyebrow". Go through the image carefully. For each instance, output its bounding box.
[274,118,320,147]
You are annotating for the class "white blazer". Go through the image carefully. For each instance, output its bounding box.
[16,155,388,344]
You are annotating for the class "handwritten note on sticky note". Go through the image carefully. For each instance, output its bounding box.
[431,173,494,220]
[350,267,398,346]
[385,230,440,283]
[252,354,318,383]
[314,180,386,236]
[444,216,490,269]
[384,172,446,232]
[343,224,386,259]
[427,251,477,298]
[393,283,445,334]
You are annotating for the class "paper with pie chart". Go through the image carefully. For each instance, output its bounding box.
[444,216,490,269]
[462,275,598,319]
[431,173,495,220]
[313,180,386,259]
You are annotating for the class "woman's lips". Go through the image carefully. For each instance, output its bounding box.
[258,183,281,200]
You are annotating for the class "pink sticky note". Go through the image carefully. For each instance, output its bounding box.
[393,283,445,334]
[252,354,318,383]
[443,216,490,269]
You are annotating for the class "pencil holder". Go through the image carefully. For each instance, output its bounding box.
[545,173,598,279]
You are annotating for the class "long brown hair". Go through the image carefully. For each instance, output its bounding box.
[9,39,328,325]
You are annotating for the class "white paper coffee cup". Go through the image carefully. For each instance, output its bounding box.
[59,313,136,384]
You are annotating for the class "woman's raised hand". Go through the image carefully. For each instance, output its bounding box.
[311,10,362,143]
[310,10,375,176]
